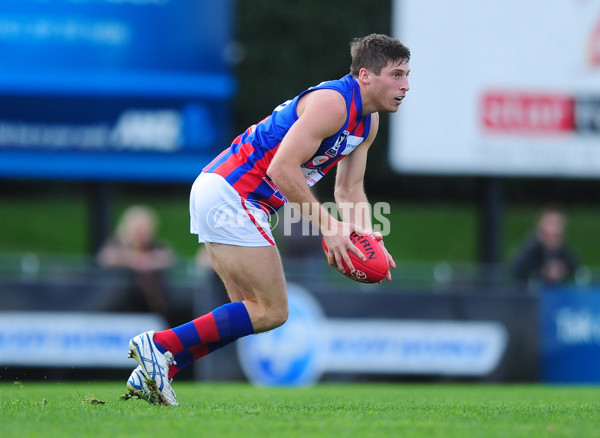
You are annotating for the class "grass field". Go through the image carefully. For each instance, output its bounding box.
[2,381,600,438]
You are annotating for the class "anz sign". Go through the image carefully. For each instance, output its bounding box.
[0,0,235,182]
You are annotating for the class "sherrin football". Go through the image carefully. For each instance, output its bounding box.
[322,232,389,283]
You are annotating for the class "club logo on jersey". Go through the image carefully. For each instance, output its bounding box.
[325,130,350,157]
[305,131,364,170]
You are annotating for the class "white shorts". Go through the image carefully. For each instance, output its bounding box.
[190,172,276,246]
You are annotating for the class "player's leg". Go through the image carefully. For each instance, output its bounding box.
[204,242,288,332]
[127,171,284,402]
[151,243,288,378]
[126,245,281,405]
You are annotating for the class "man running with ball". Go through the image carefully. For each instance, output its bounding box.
[126,33,409,405]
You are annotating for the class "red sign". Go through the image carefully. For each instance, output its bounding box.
[482,92,575,134]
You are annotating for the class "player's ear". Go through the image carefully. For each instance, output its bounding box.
[357,68,372,85]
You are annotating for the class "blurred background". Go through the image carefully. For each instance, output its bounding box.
[1,0,600,386]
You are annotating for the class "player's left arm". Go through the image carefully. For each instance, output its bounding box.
[334,113,396,281]
[334,112,378,230]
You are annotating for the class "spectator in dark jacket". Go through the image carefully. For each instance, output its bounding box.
[511,206,580,285]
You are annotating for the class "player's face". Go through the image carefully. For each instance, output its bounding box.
[369,61,410,113]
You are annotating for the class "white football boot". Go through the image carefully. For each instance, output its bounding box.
[126,365,160,404]
[128,330,178,406]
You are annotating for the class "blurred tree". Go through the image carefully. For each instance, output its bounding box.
[234,0,392,127]
[234,0,393,194]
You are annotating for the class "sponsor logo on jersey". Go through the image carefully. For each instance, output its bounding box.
[341,135,364,155]
[312,155,329,166]
[301,167,323,186]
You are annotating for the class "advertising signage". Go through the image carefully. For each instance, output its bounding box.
[390,0,600,178]
[0,0,236,182]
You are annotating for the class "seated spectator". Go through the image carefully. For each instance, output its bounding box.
[97,205,175,319]
[511,206,580,286]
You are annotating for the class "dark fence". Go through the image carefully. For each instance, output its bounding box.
[1,254,599,384]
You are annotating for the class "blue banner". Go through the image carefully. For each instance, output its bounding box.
[0,0,232,78]
[0,0,235,181]
[540,287,600,383]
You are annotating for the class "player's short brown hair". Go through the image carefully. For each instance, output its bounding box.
[350,34,410,77]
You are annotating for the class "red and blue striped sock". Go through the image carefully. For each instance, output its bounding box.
[152,301,254,378]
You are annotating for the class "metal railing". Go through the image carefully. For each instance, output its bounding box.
[1,252,598,297]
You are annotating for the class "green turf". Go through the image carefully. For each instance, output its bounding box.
[1,382,600,438]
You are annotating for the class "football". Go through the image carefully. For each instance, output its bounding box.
[322,232,389,283]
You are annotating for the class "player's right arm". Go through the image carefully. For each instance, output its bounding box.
[266,89,366,273]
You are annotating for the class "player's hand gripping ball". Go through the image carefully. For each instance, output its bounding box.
[322,232,389,283]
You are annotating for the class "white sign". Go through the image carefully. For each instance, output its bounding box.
[390,0,600,177]
[237,284,508,386]
[324,319,508,376]
[0,312,167,367]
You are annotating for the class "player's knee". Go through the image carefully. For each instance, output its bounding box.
[261,305,288,331]
[270,305,289,329]
[250,302,288,333]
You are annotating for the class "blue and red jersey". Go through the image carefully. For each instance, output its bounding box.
[203,74,372,213]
